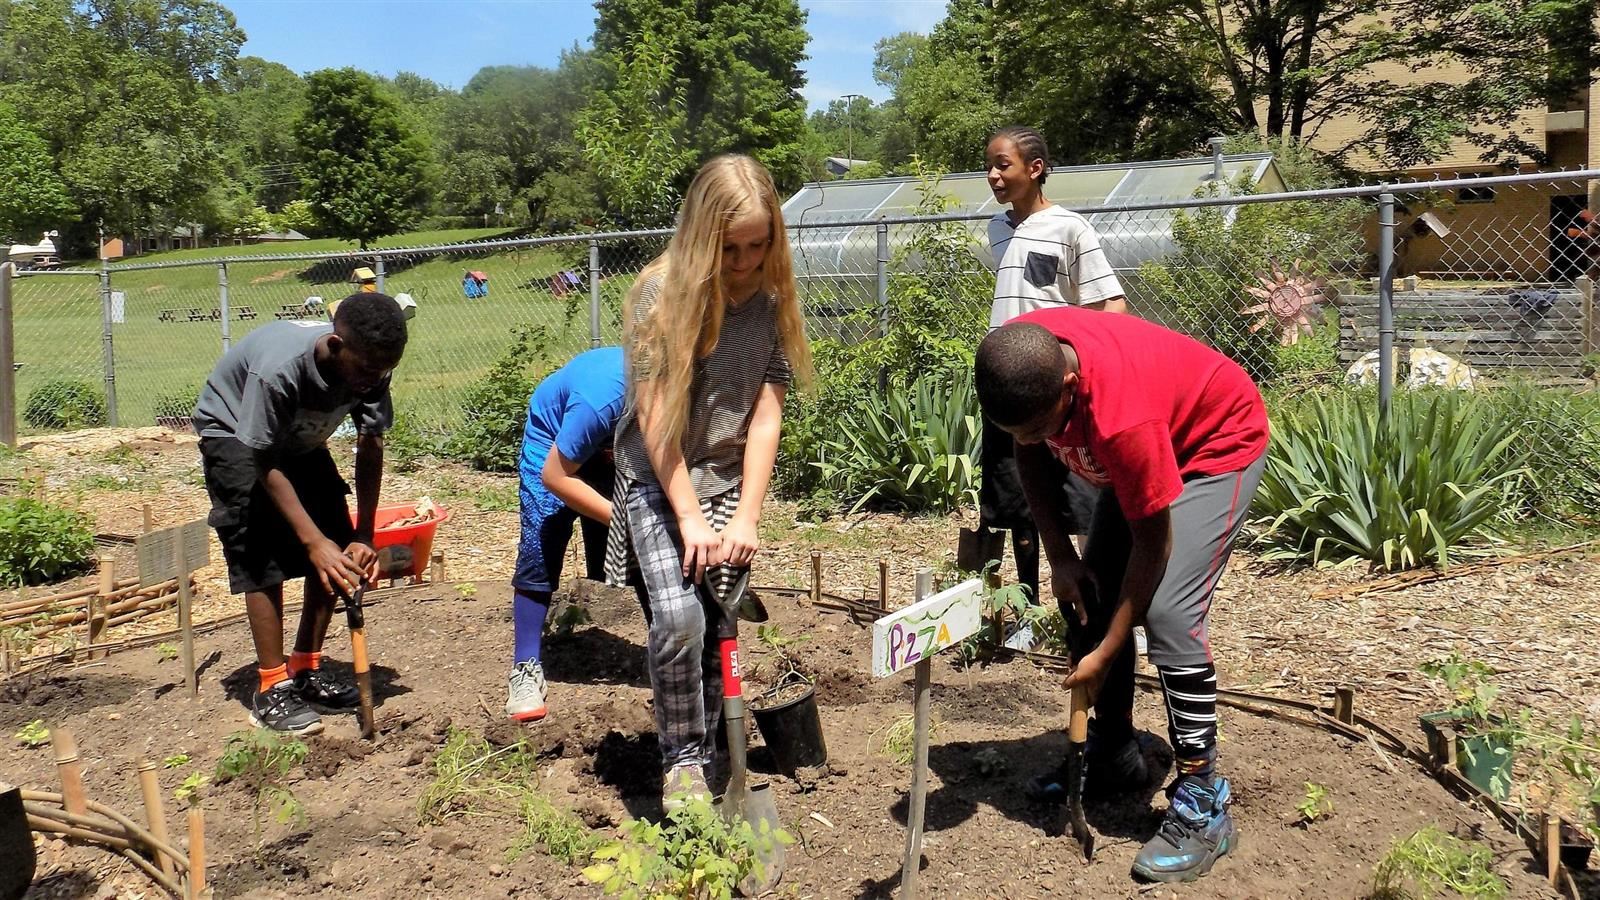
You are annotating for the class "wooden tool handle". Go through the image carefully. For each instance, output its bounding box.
[1068,685,1090,743]
[350,628,376,740]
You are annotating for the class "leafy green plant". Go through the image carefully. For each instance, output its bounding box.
[1252,389,1525,570]
[455,582,478,600]
[173,772,209,807]
[23,380,107,430]
[15,719,48,748]
[1370,825,1505,899]
[1420,653,1517,800]
[418,728,542,825]
[1295,781,1333,824]
[583,792,793,900]
[383,410,443,473]
[163,753,191,768]
[811,368,981,515]
[1420,653,1499,723]
[214,729,310,850]
[152,383,201,421]
[471,483,519,512]
[0,497,96,586]
[445,326,554,472]
[1474,382,1600,525]
[955,567,1042,667]
[752,624,811,686]
[876,713,940,766]
[510,792,604,865]
[155,643,180,662]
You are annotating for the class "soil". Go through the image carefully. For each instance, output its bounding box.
[5,428,1599,898]
[3,580,1571,899]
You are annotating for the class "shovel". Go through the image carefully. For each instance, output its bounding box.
[333,578,377,740]
[708,568,786,893]
[1063,579,1097,862]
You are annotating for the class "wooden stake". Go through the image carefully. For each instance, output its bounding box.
[142,503,154,533]
[51,727,86,816]
[89,557,114,657]
[1544,813,1561,889]
[877,559,889,611]
[810,551,822,603]
[900,568,935,900]
[173,535,196,699]
[187,806,206,900]
[430,551,445,584]
[1332,687,1355,724]
[137,759,176,878]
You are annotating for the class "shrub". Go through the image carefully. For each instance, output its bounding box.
[583,792,792,899]
[0,497,96,586]
[1474,382,1600,525]
[811,368,982,515]
[214,729,308,852]
[152,383,201,421]
[24,380,106,430]
[1252,389,1525,570]
[444,326,553,472]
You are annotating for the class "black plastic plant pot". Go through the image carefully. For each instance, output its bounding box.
[1561,819,1593,870]
[0,782,36,900]
[751,679,827,775]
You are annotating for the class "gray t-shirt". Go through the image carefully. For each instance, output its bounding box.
[192,321,393,455]
[614,275,793,498]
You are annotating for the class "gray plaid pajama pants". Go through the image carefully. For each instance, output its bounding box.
[605,476,741,773]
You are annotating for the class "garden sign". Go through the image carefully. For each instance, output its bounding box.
[872,573,983,900]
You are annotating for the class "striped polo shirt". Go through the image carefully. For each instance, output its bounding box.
[987,205,1123,329]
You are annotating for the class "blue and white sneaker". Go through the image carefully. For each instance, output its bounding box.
[1132,775,1236,883]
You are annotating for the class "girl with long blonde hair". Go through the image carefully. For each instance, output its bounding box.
[604,154,812,808]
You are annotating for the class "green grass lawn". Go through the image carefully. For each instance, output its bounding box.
[11,230,659,434]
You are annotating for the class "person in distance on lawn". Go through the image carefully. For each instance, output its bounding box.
[193,292,409,734]
[974,308,1268,883]
[506,346,626,723]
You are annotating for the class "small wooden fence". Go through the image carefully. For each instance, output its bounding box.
[1339,276,1597,379]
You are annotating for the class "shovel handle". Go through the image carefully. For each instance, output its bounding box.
[1068,684,1090,743]
[719,636,743,700]
[350,626,376,740]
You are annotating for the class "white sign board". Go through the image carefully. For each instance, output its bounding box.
[110,291,125,324]
[871,578,983,678]
[135,520,210,587]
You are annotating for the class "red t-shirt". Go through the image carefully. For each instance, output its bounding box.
[1013,307,1269,521]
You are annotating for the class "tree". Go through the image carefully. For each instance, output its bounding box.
[587,0,810,200]
[215,57,307,209]
[0,103,74,239]
[0,0,244,241]
[294,68,432,248]
[1169,0,1599,167]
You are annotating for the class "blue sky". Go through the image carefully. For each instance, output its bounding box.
[229,0,947,111]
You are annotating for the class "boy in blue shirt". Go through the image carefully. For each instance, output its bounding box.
[507,346,626,721]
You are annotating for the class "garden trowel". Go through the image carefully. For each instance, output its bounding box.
[708,568,786,894]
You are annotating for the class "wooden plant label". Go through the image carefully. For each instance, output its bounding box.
[871,578,982,678]
[135,521,209,588]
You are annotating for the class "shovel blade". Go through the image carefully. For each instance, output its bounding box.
[713,782,786,895]
[1064,743,1094,862]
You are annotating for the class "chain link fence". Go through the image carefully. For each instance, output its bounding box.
[4,169,1596,437]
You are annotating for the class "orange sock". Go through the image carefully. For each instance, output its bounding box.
[287,651,320,676]
[258,664,288,694]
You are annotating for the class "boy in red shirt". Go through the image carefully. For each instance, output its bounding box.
[975,308,1268,883]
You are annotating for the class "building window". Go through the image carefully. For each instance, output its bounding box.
[1457,185,1496,203]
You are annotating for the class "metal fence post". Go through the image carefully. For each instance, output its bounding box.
[0,263,14,447]
[876,222,890,339]
[1377,192,1396,421]
[217,261,231,352]
[99,261,118,426]
[375,257,386,294]
[588,240,602,348]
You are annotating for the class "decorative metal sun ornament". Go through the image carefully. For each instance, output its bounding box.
[1241,259,1333,346]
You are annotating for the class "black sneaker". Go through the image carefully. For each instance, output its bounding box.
[251,682,325,734]
[293,668,361,709]
[1028,723,1154,803]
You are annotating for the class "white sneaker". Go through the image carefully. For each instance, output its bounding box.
[662,763,710,814]
[505,660,548,722]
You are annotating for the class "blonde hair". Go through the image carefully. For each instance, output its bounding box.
[623,154,814,456]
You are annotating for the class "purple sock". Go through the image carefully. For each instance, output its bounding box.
[513,588,551,665]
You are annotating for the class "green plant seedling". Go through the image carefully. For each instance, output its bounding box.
[174,772,209,806]
[215,729,310,851]
[583,792,794,899]
[15,719,49,748]
[1371,825,1505,899]
[163,753,191,769]
[553,603,592,637]
[155,642,180,662]
[1295,781,1332,824]
[455,582,478,599]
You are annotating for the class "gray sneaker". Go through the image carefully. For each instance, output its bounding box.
[662,764,710,814]
[505,660,548,722]
[250,682,324,735]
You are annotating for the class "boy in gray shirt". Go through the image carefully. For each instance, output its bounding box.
[193,292,409,733]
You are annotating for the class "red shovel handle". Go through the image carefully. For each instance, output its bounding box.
[720,636,743,700]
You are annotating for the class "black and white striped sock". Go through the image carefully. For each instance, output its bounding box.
[1157,663,1218,777]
